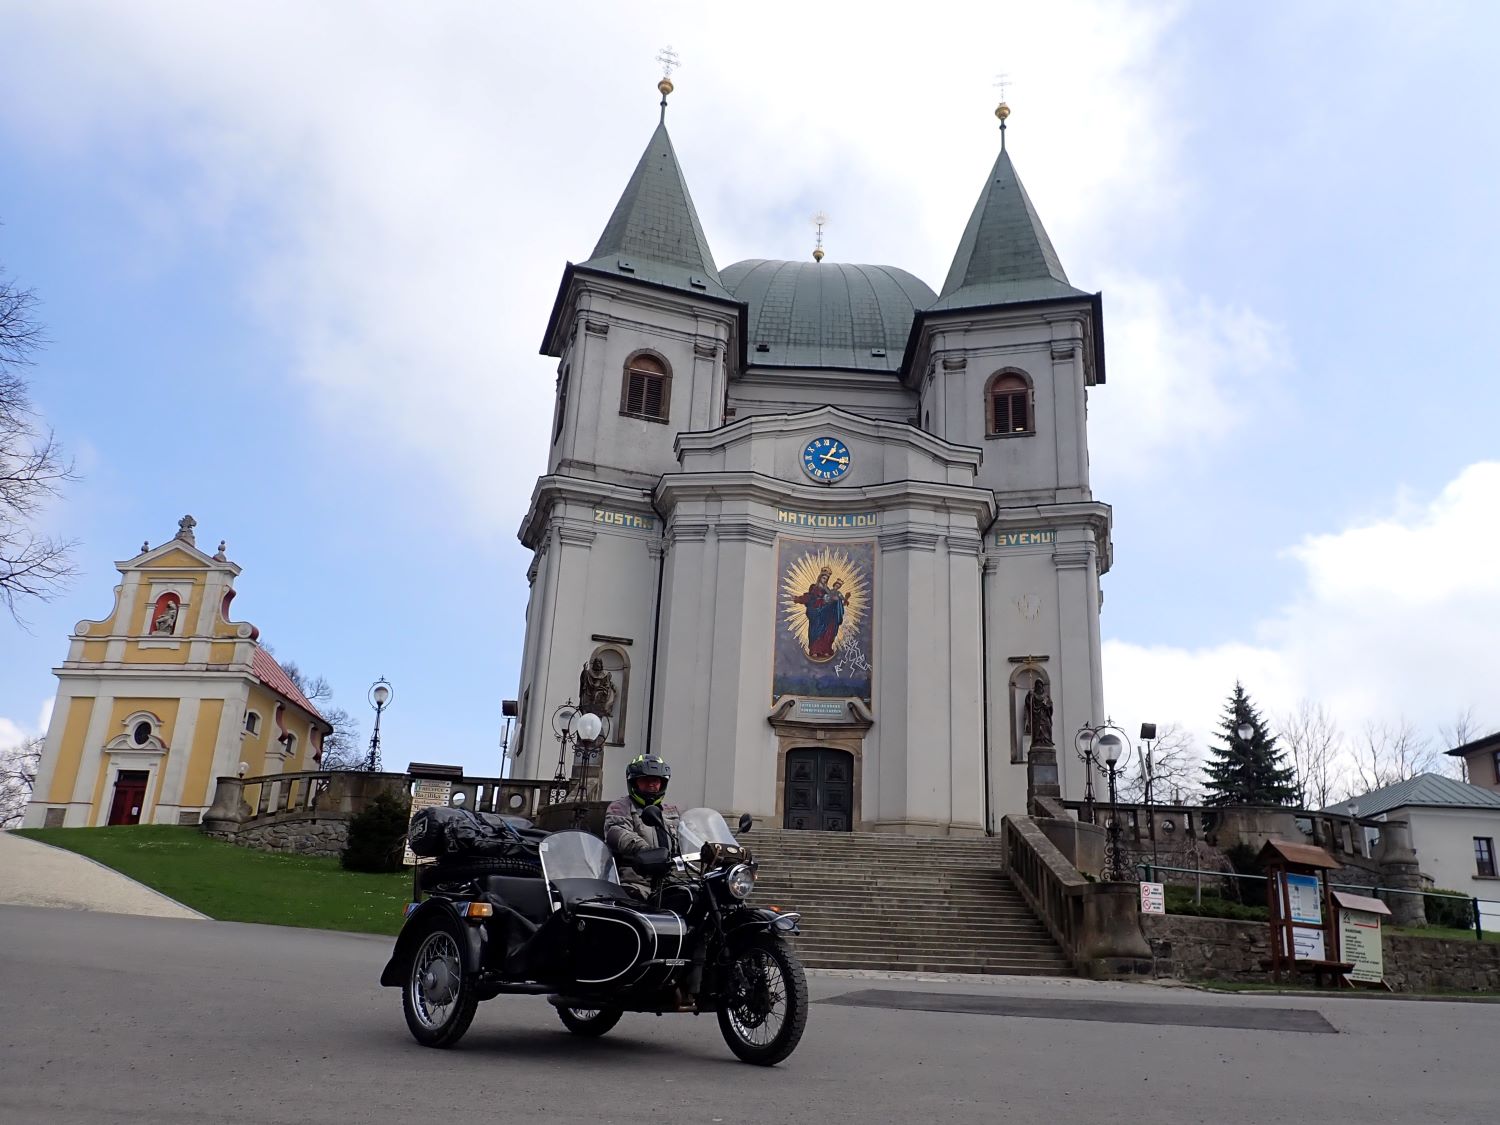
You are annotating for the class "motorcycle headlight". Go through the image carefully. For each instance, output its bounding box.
[725,863,756,899]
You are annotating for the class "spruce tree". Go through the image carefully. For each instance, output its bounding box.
[1202,682,1299,807]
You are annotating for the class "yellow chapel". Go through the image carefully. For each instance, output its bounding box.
[23,516,330,828]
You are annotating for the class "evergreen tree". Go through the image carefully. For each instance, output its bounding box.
[1202,682,1299,807]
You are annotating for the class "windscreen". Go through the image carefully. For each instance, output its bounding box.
[678,807,738,856]
[539,830,620,884]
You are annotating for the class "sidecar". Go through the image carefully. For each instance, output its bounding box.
[380,826,690,1048]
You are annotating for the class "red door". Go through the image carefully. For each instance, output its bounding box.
[107,771,150,825]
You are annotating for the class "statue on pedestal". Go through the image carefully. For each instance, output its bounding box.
[578,657,617,723]
[1023,679,1054,748]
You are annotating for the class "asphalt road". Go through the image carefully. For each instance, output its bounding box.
[0,904,1491,1125]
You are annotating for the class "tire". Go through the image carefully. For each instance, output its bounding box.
[419,854,542,890]
[556,1006,623,1037]
[717,935,808,1066]
[401,918,479,1048]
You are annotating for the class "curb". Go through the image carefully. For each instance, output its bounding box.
[2,831,210,920]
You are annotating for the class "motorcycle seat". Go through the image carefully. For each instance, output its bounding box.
[481,875,552,920]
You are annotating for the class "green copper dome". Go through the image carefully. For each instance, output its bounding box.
[721,259,936,373]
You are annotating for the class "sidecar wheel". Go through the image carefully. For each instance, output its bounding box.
[717,935,808,1066]
[401,919,478,1048]
[556,1006,623,1037]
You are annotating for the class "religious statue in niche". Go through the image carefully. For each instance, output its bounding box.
[578,657,617,721]
[1023,678,1054,749]
[150,594,180,636]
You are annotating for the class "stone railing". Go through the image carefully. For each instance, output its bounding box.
[1002,814,1153,979]
[200,770,563,858]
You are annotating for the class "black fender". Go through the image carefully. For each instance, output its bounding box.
[379,900,487,987]
[721,907,801,952]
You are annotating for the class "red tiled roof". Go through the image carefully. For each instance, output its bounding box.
[251,646,328,727]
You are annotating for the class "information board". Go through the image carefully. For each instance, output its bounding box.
[1338,908,1385,984]
[403,778,453,866]
[1284,872,1322,925]
[1139,882,1166,915]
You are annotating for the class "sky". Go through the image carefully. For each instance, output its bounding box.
[1,1,1497,793]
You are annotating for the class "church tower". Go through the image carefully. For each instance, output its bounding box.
[907,102,1111,814]
[517,80,739,780]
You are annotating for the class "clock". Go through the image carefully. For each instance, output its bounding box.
[801,436,851,483]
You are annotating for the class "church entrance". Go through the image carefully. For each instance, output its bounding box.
[107,770,150,826]
[783,748,853,831]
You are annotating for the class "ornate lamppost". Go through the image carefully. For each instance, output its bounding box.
[1073,724,1101,825]
[549,702,604,806]
[1096,726,1131,881]
[366,677,392,772]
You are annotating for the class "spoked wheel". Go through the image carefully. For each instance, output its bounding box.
[556,1006,623,1037]
[717,935,808,1066]
[402,920,478,1048]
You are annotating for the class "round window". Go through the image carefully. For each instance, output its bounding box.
[132,721,152,746]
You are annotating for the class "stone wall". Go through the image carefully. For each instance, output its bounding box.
[1143,914,1500,992]
[204,812,349,858]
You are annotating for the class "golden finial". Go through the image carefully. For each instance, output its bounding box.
[656,46,679,121]
[812,211,828,263]
[993,73,1011,151]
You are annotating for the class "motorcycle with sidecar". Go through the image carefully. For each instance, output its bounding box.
[379,805,808,1065]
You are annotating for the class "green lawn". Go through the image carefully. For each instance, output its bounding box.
[16,825,413,935]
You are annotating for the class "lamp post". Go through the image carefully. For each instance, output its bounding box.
[1139,721,1158,867]
[1097,729,1129,880]
[549,702,605,805]
[1073,725,1100,824]
[366,677,392,772]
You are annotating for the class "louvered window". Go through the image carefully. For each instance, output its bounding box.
[987,371,1033,436]
[620,354,670,423]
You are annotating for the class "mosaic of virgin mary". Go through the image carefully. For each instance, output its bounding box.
[773,539,873,702]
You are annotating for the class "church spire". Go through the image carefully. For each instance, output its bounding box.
[575,58,729,300]
[928,104,1087,312]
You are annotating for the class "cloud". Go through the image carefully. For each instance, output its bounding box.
[1104,461,1500,760]
[0,1,1225,532]
[1088,273,1290,481]
[0,697,52,751]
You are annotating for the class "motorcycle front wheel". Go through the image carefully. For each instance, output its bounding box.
[556,1006,623,1037]
[401,919,478,1048]
[717,935,808,1066]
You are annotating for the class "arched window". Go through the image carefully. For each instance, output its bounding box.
[620,352,671,423]
[986,370,1034,437]
[244,711,260,736]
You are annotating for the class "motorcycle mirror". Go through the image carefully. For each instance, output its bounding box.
[738,812,754,834]
[640,803,665,829]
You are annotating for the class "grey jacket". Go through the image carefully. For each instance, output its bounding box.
[604,796,681,886]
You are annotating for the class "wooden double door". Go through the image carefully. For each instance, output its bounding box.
[107,770,150,826]
[783,748,853,832]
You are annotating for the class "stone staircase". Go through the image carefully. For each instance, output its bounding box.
[743,828,1072,977]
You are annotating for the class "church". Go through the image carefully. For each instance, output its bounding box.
[511,81,1112,836]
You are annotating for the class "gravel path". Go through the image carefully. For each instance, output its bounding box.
[0,830,205,919]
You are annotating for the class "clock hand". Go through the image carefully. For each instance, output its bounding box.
[819,451,849,465]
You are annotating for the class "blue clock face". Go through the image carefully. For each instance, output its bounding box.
[801,436,851,482]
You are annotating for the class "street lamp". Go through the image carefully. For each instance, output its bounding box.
[366,677,392,772]
[1095,725,1131,881]
[549,702,607,805]
[1073,725,1100,824]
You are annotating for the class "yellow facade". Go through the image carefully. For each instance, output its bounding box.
[22,518,333,829]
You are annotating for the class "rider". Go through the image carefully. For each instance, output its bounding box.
[604,754,681,892]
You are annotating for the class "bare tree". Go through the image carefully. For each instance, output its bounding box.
[1118,723,1201,805]
[1346,717,1436,797]
[1437,707,1493,783]
[1,258,76,622]
[278,658,366,770]
[0,734,43,828]
[1278,700,1345,809]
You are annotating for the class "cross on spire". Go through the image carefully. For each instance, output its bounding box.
[993,73,1012,150]
[656,45,680,121]
[812,210,828,263]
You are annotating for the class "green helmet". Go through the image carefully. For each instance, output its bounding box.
[625,754,671,807]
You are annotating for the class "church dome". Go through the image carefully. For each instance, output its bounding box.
[721,259,936,373]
